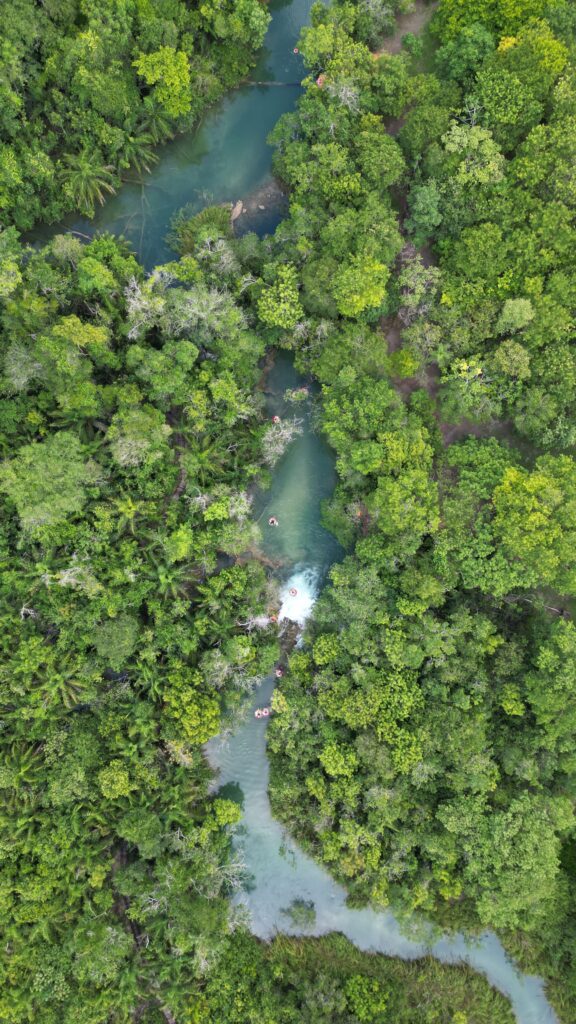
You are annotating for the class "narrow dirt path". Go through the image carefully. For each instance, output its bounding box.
[374,0,438,56]
[377,3,520,449]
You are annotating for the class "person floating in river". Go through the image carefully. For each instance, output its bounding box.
[275,666,284,678]
[293,47,299,53]
[254,708,263,719]
[268,516,279,527]
[272,415,281,424]
[289,587,298,597]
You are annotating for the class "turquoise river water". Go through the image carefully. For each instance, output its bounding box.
[36,0,559,1019]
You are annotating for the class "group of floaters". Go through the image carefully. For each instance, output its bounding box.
[255,666,286,719]
[292,45,325,88]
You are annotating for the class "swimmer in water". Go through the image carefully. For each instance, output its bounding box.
[268,516,279,527]
[289,587,298,597]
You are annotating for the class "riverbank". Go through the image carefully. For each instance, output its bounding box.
[201,931,516,1023]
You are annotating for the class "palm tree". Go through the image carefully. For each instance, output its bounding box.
[137,98,173,144]
[143,553,196,601]
[119,132,158,178]
[110,491,149,536]
[59,150,118,216]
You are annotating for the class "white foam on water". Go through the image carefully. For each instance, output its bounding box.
[278,567,319,626]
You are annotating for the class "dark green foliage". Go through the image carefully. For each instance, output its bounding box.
[169,203,234,256]
[195,932,516,1023]
[0,0,269,229]
[0,230,278,1022]
[2,0,576,1020]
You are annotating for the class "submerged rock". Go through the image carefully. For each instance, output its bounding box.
[231,199,244,222]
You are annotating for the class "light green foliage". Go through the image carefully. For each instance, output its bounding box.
[345,974,389,1022]
[212,798,242,827]
[257,265,304,330]
[0,432,98,536]
[98,760,135,800]
[133,47,192,118]
[496,297,535,334]
[434,0,550,39]
[434,440,576,596]
[333,253,390,317]
[320,742,359,777]
[164,523,195,562]
[442,123,505,186]
[475,64,543,150]
[493,457,576,593]
[164,673,221,744]
[108,404,172,467]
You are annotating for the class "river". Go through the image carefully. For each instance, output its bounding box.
[205,352,557,1024]
[30,0,308,268]
[35,0,558,1020]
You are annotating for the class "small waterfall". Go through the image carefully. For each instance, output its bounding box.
[278,567,320,626]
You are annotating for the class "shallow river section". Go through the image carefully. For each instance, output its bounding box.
[206,358,558,1024]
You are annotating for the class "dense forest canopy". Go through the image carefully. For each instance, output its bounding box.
[1,0,576,1021]
[261,0,576,1013]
